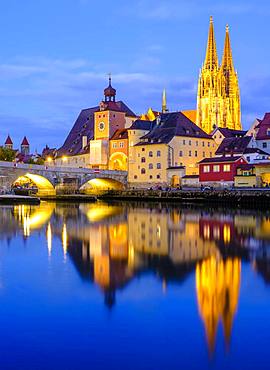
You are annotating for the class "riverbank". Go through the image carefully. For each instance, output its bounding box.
[0,195,40,205]
[39,194,97,202]
[97,189,270,207]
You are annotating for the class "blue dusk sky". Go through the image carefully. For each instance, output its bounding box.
[0,0,269,151]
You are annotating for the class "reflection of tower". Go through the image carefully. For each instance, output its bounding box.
[196,257,241,354]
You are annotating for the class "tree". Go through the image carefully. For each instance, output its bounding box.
[0,147,16,162]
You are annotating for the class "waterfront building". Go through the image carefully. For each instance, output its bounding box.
[196,17,241,134]
[109,129,128,171]
[199,156,247,187]
[53,77,137,168]
[128,112,216,188]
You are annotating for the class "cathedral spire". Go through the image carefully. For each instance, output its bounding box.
[221,24,234,71]
[162,89,167,113]
[204,16,218,70]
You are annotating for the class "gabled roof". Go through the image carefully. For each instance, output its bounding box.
[215,136,252,155]
[129,119,155,131]
[214,127,247,138]
[136,112,211,146]
[21,136,29,146]
[110,129,128,140]
[199,156,244,164]
[5,135,13,145]
[255,113,270,140]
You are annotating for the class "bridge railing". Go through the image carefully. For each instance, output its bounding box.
[0,161,127,176]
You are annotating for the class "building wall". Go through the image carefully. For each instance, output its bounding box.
[53,153,90,168]
[94,110,126,140]
[199,158,246,183]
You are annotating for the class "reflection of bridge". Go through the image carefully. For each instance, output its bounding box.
[0,161,127,195]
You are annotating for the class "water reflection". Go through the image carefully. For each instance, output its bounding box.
[1,202,270,355]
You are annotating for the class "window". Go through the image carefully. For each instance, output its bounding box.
[119,142,124,148]
[208,142,210,147]
[142,148,145,151]
[203,151,205,158]
[213,165,220,172]
[157,163,161,169]
[138,153,140,157]
[157,150,161,157]
[196,141,198,146]
[113,142,117,148]
[263,142,267,148]
[149,151,153,157]
[141,157,146,163]
[210,152,212,157]
[246,156,250,162]
[267,129,270,136]
[189,140,191,145]
[150,175,153,179]
[149,163,153,169]
[179,150,183,157]
[141,168,146,174]
[134,175,137,179]
[224,164,231,172]
[189,150,192,156]
[157,174,160,179]
[195,150,198,157]
[203,165,210,173]
[202,141,205,147]
[183,140,186,145]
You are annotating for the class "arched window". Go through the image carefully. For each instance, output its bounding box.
[141,157,146,163]
[141,168,146,174]
[157,163,161,169]
[157,150,161,157]
[149,163,153,169]
[149,151,153,157]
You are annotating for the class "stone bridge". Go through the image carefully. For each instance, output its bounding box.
[0,161,127,195]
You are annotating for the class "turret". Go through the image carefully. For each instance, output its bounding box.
[21,136,30,155]
[162,89,167,113]
[5,135,13,150]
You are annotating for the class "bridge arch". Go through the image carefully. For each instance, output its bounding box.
[80,175,125,194]
[13,173,56,196]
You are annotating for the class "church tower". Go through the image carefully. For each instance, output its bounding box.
[196,17,242,133]
[218,25,241,130]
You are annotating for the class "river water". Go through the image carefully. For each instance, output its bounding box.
[0,201,269,369]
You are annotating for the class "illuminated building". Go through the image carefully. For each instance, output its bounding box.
[196,257,241,353]
[109,129,128,171]
[196,17,242,134]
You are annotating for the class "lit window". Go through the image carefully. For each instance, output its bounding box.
[213,165,220,172]
[157,163,161,169]
[119,142,124,148]
[223,164,231,172]
[113,142,117,148]
[157,150,161,157]
[203,165,210,173]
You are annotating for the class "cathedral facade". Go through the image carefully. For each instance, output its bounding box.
[196,17,242,134]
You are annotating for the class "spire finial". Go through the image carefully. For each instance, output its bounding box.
[226,24,229,32]
[108,72,112,86]
[204,16,218,70]
[221,23,234,72]
[162,89,167,113]
[210,15,213,23]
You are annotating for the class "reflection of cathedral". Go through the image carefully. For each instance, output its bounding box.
[196,257,241,353]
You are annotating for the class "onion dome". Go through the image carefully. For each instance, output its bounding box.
[21,136,29,146]
[104,75,116,102]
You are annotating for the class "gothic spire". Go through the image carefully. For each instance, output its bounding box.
[162,89,167,113]
[204,16,218,70]
[221,25,234,72]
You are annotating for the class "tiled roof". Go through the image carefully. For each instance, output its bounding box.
[255,113,270,140]
[110,129,128,140]
[215,127,247,138]
[136,112,211,146]
[21,136,29,146]
[215,136,252,155]
[244,148,269,155]
[199,156,243,164]
[5,135,13,145]
[182,175,199,178]
[129,119,154,131]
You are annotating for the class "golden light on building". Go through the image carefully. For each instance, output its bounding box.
[196,17,241,134]
[62,156,67,162]
[47,157,52,163]
[196,257,241,354]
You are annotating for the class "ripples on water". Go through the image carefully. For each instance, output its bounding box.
[0,201,270,370]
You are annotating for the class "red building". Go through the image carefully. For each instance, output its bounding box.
[199,156,247,186]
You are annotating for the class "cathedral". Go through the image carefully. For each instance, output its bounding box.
[196,17,242,134]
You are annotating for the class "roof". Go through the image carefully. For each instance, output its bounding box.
[182,175,199,179]
[100,101,137,116]
[213,127,247,138]
[255,113,270,140]
[237,164,255,170]
[110,129,128,140]
[129,119,154,131]
[181,110,197,124]
[244,148,269,155]
[215,136,252,155]
[56,101,136,157]
[21,136,29,146]
[199,156,244,164]
[136,112,212,146]
[167,166,185,170]
[5,135,13,145]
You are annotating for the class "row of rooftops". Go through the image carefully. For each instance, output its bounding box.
[4,135,30,146]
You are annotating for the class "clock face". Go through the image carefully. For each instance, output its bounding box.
[99,122,105,131]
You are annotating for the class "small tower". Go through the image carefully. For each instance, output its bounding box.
[162,89,168,113]
[5,135,13,150]
[21,136,30,155]
[103,74,116,102]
